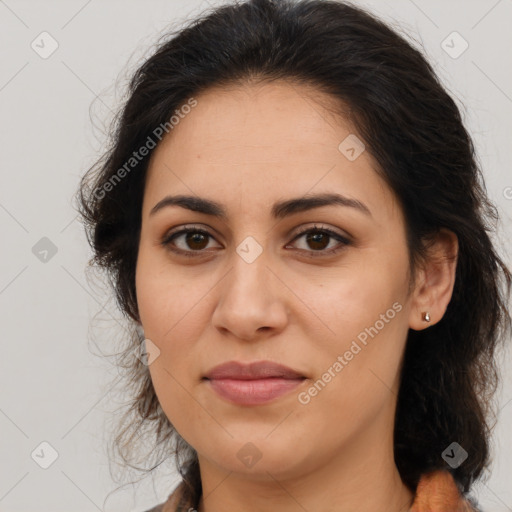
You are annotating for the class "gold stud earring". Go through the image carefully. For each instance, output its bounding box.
[421,311,431,322]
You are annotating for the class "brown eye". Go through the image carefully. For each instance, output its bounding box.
[304,231,331,250]
[183,231,209,250]
[161,227,221,255]
[287,225,351,257]
[161,224,351,259]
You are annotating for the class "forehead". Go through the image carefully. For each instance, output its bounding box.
[143,80,399,225]
[156,80,351,162]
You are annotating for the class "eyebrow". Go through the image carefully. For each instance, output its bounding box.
[149,192,372,220]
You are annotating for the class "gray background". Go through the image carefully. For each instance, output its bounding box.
[1,0,511,511]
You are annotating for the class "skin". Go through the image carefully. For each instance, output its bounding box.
[135,80,458,512]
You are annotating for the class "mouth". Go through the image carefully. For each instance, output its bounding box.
[202,360,306,405]
[203,359,305,380]
[203,376,306,405]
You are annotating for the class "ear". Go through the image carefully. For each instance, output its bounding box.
[408,228,458,331]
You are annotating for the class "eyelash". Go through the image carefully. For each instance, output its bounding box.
[160,224,351,259]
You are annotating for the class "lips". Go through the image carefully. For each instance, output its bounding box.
[203,360,305,380]
[203,360,306,405]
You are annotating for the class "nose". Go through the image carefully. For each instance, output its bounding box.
[211,249,289,342]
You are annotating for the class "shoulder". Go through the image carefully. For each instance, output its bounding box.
[410,470,483,512]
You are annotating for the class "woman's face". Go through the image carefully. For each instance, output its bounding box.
[135,80,421,480]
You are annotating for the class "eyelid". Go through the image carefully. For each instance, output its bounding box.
[162,222,351,241]
[161,222,352,256]
[161,224,222,248]
[289,223,352,242]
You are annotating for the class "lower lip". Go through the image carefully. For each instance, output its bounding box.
[205,377,305,405]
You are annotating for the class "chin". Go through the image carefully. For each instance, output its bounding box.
[199,437,312,480]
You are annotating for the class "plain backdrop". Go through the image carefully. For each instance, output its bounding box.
[1,0,511,511]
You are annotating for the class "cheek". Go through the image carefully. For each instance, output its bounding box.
[304,250,409,399]
[136,261,209,443]
[309,252,408,346]
[295,295,407,446]
[148,359,206,450]
[136,274,206,379]
[135,243,209,341]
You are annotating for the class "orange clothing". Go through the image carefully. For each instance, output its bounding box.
[409,470,481,512]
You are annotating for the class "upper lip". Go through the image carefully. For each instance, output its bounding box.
[203,360,305,380]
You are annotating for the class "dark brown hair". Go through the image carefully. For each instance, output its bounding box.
[75,0,512,506]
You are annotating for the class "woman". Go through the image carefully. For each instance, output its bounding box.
[75,0,511,511]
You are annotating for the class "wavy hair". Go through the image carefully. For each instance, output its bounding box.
[75,0,512,506]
